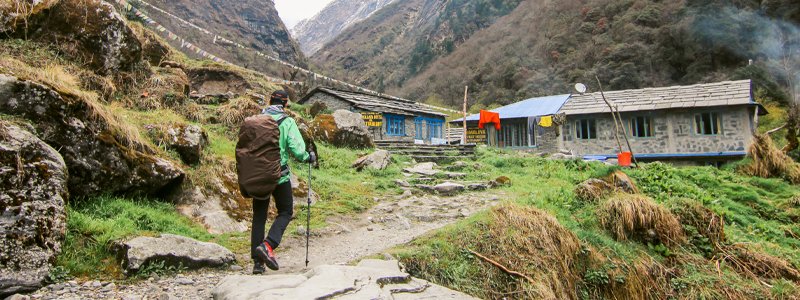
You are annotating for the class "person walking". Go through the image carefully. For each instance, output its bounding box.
[237,90,316,274]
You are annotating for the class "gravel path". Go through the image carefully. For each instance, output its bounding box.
[25,190,503,300]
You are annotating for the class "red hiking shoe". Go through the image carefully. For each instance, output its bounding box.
[255,241,279,271]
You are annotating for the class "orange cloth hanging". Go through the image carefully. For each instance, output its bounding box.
[478,110,501,130]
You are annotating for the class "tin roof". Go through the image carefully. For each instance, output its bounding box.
[299,87,448,117]
[560,80,761,115]
[453,94,571,122]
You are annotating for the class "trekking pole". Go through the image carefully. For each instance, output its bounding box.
[305,160,311,267]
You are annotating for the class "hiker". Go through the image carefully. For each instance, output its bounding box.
[236,90,316,274]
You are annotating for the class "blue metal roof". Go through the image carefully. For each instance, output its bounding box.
[453,94,571,122]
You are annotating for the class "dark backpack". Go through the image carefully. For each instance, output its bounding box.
[236,114,287,199]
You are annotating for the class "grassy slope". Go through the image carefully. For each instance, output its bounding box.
[0,36,407,279]
[391,147,800,299]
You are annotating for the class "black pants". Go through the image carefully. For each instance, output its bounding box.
[251,181,293,259]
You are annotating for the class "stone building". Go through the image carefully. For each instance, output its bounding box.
[559,80,766,165]
[299,87,448,143]
[450,95,571,153]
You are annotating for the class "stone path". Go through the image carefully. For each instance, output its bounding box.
[25,190,502,300]
[213,259,477,299]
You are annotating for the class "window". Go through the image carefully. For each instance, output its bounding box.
[695,113,720,135]
[576,119,597,140]
[386,114,406,136]
[630,116,654,138]
[414,118,424,140]
[427,119,443,140]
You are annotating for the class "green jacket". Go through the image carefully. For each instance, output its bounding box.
[266,111,310,184]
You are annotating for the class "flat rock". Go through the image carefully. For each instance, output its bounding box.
[117,234,235,274]
[433,182,466,195]
[212,261,477,300]
[352,150,391,171]
[403,162,439,176]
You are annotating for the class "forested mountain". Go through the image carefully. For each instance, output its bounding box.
[292,0,397,55]
[313,0,800,109]
[311,0,524,98]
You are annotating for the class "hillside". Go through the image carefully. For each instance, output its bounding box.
[291,0,397,55]
[2,0,800,299]
[311,0,524,93]
[314,0,800,109]
[126,0,306,71]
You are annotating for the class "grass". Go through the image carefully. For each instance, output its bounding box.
[58,196,237,279]
[389,148,800,299]
[286,143,407,232]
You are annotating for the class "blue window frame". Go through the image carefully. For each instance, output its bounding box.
[427,119,443,140]
[386,114,406,136]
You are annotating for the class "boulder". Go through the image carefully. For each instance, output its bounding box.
[116,234,235,274]
[433,182,466,195]
[311,110,374,149]
[0,123,68,297]
[212,260,478,300]
[403,162,439,176]
[149,124,208,165]
[353,150,391,171]
[0,75,185,198]
[186,68,251,98]
[25,0,143,76]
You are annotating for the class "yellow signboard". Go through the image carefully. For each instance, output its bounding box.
[361,112,383,127]
[466,127,487,144]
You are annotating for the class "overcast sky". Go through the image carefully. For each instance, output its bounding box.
[274,0,335,29]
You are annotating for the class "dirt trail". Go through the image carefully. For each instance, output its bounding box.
[276,190,504,274]
[30,189,504,300]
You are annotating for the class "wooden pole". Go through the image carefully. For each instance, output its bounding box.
[615,104,639,167]
[595,76,637,167]
[462,86,469,144]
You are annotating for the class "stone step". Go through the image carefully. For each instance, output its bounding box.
[412,155,475,163]
[377,145,476,150]
[389,150,475,156]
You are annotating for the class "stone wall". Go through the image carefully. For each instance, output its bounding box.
[560,106,756,156]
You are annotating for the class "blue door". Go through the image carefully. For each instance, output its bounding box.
[415,117,443,143]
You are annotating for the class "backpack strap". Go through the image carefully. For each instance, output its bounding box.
[276,114,289,125]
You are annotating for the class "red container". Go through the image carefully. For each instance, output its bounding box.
[618,152,632,167]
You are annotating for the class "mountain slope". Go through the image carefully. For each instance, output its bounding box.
[315,0,800,109]
[132,0,306,68]
[292,0,397,55]
[311,0,524,93]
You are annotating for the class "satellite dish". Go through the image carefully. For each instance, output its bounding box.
[574,83,587,94]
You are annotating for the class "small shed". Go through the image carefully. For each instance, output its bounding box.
[451,95,570,152]
[299,87,448,143]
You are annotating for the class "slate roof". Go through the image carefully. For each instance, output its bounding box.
[452,94,571,122]
[299,87,448,117]
[560,80,765,115]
